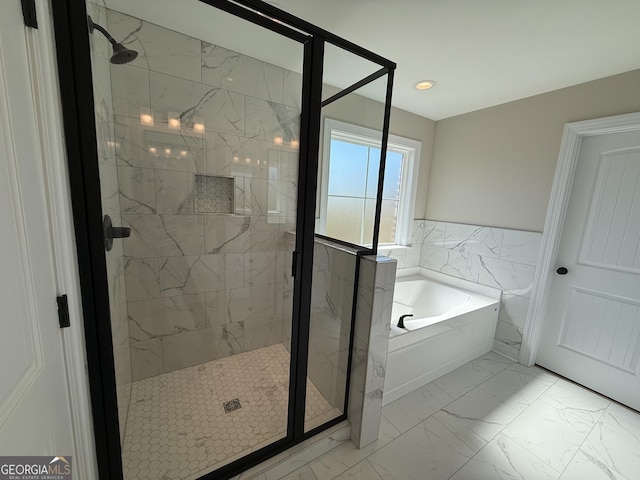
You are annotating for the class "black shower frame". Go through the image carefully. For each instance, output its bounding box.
[50,0,395,479]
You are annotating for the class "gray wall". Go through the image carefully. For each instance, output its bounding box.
[426,69,640,231]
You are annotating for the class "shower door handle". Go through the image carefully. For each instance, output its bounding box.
[103,214,131,252]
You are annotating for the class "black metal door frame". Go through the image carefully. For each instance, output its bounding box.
[50,0,395,479]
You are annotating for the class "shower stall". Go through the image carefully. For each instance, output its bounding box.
[52,0,394,479]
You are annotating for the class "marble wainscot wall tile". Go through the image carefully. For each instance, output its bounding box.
[245,251,278,287]
[114,115,205,173]
[130,338,163,381]
[202,43,284,103]
[159,254,225,297]
[245,97,300,141]
[248,217,282,252]
[150,71,244,135]
[414,219,542,359]
[421,220,446,246]
[117,166,155,214]
[107,9,201,82]
[204,215,251,254]
[204,133,273,179]
[244,316,283,352]
[106,10,302,375]
[500,229,543,266]
[161,324,243,373]
[124,257,159,301]
[122,214,204,258]
[223,253,245,289]
[308,241,358,411]
[226,283,277,324]
[155,170,194,214]
[282,71,302,109]
[444,223,503,258]
[109,64,150,119]
[349,256,396,448]
[128,293,206,341]
[420,244,469,279]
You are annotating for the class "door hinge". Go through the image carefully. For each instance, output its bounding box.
[21,0,38,28]
[57,294,71,328]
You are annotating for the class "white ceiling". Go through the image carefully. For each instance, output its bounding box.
[109,0,640,121]
[269,0,640,120]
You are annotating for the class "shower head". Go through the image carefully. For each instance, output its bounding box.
[110,43,139,65]
[88,15,139,65]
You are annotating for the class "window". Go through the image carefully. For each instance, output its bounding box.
[318,119,421,247]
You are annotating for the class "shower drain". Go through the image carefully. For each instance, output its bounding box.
[223,399,241,413]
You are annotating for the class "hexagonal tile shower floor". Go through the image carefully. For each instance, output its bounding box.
[121,343,339,480]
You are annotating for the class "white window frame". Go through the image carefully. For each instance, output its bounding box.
[319,118,421,246]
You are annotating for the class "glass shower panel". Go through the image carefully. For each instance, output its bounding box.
[318,74,388,247]
[88,1,304,477]
[321,42,382,102]
[304,57,389,433]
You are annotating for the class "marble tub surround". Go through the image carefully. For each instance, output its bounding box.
[104,8,304,380]
[349,256,397,449]
[308,239,358,415]
[88,1,132,445]
[382,220,542,359]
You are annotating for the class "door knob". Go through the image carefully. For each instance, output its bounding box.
[103,214,131,252]
[556,267,568,275]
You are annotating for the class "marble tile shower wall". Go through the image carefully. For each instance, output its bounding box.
[308,241,357,409]
[349,256,396,448]
[88,2,132,444]
[105,9,302,380]
[383,220,542,359]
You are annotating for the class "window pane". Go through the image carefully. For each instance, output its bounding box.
[380,199,399,244]
[326,196,364,244]
[365,147,380,199]
[383,151,403,200]
[364,199,398,245]
[328,140,368,197]
[363,198,375,244]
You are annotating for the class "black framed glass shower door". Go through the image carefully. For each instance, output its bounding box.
[51,0,395,478]
[90,3,315,479]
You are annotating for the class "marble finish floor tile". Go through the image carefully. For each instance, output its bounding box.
[501,386,608,472]
[122,343,333,480]
[560,450,631,480]
[368,415,477,480]
[449,433,560,480]
[122,348,640,480]
[309,416,400,480]
[432,360,496,399]
[580,403,640,480]
[333,460,382,480]
[381,382,454,433]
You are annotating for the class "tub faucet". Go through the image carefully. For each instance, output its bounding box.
[397,314,413,329]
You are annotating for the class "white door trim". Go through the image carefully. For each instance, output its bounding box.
[26,3,98,478]
[519,111,640,366]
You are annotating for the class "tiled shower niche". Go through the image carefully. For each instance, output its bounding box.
[195,175,234,214]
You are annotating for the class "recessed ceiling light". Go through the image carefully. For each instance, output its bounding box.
[413,80,436,91]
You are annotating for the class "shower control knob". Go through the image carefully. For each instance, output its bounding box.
[103,214,131,252]
[556,267,568,275]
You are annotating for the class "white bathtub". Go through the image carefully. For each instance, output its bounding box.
[383,268,501,405]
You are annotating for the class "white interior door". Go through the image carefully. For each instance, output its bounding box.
[537,129,640,411]
[0,0,75,455]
